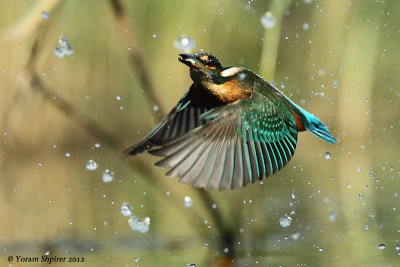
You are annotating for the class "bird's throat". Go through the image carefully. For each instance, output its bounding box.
[203,79,252,103]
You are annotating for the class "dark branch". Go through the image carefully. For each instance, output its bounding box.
[109,0,165,117]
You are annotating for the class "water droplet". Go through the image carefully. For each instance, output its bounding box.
[325,152,331,160]
[65,152,71,158]
[261,12,275,29]
[134,258,139,263]
[102,169,114,183]
[86,160,98,171]
[184,196,193,208]
[41,11,49,20]
[328,212,336,222]
[116,95,121,101]
[174,35,196,53]
[153,104,159,112]
[290,232,300,240]
[302,23,310,30]
[318,69,326,77]
[303,0,312,4]
[95,143,100,148]
[44,250,50,256]
[223,247,229,254]
[238,72,247,81]
[279,215,292,227]
[318,247,324,252]
[120,203,133,216]
[152,33,157,38]
[377,244,386,250]
[128,216,150,233]
[333,80,339,88]
[38,162,42,167]
[212,203,217,209]
[54,36,74,58]
[395,245,400,251]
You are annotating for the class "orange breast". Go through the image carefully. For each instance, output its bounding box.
[208,79,252,103]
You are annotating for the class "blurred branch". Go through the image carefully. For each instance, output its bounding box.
[108,0,165,117]
[21,0,213,242]
[334,3,382,263]
[21,0,233,260]
[259,0,294,80]
[1,0,60,42]
[196,190,234,256]
[30,71,121,147]
[108,0,234,258]
[25,36,210,242]
[29,67,209,235]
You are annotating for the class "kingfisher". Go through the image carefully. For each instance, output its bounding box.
[125,52,336,190]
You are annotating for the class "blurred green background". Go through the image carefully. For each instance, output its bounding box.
[1,0,399,266]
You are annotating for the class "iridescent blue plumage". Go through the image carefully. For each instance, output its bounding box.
[125,52,336,190]
[280,95,336,144]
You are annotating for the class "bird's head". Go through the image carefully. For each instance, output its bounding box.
[178,52,223,84]
[179,52,254,102]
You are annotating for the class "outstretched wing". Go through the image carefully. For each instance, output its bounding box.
[150,90,299,190]
[124,84,225,155]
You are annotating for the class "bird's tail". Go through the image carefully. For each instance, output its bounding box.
[306,115,336,144]
[271,87,336,144]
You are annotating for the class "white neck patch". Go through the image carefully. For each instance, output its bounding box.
[220,67,242,77]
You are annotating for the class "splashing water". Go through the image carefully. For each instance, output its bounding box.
[41,11,49,20]
[261,12,275,29]
[120,202,133,217]
[279,215,292,227]
[102,169,114,183]
[86,160,98,171]
[377,244,386,250]
[128,216,150,233]
[183,196,193,208]
[54,36,74,58]
[174,36,195,53]
[328,212,337,222]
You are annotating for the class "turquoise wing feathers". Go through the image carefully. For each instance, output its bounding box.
[151,91,299,190]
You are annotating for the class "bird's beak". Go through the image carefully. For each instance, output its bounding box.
[178,54,213,76]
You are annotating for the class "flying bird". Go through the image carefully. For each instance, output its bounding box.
[125,52,336,190]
